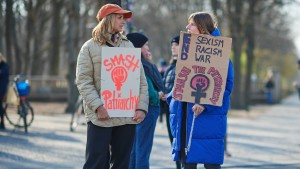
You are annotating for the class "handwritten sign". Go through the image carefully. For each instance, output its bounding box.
[173,31,232,106]
[101,47,141,117]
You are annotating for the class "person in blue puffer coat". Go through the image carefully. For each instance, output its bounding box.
[167,12,234,169]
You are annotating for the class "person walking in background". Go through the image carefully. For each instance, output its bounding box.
[0,53,9,130]
[160,35,181,169]
[167,12,234,169]
[76,4,149,169]
[127,32,165,169]
[265,69,274,104]
[265,77,274,104]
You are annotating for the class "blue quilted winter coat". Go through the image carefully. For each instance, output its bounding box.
[167,28,234,164]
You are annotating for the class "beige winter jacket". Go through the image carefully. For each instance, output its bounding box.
[76,37,149,127]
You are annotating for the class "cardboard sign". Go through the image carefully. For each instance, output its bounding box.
[101,47,141,117]
[173,31,232,106]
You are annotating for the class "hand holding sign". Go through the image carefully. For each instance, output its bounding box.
[192,104,205,117]
[132,110,145,123]
[96,105,110,121]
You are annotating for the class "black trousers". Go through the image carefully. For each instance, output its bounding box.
[83,122,136,169]
[161,101,173,143]
[0,97,5,127]
[0,97,4,116]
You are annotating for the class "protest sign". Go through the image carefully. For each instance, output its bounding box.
[101,47,141,117]
[173,31,232,106]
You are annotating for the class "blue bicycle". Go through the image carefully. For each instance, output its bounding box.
[5,75,34,133]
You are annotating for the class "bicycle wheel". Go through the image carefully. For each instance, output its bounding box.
[4,101,34,130]
[4,104,22,127]
[24,100,34,127]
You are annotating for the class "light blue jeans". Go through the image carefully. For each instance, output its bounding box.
[129,105,160,169]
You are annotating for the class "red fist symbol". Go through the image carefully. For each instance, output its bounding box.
[111,66,128,91]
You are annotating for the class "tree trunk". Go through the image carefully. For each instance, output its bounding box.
[227,0,246,109]
[244,0,258,107]
[11,8,22,74]
[25,0,34,75]
[31,17,46,75]
[0,0,3,53]
[5,0,14,73]
[31,1,49,75]
[49,0,63,75]
[65,0,80,113]
[210,0,223,28]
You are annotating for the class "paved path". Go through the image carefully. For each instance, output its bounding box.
[222,94,300,169]
[1,94,300,169]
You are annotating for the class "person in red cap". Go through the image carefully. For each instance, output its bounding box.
[76,4,149,169]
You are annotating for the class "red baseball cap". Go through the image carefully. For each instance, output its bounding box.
[97,4,132,21]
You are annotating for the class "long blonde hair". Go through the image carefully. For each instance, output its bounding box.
[92,14,118,45]
[188,12,217,35]
[0,53,7,63]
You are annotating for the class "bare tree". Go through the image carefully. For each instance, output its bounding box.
[244,0,258,108]
[30,0,52,75]
[210,0,223,28]
[0,0,298,108]
[65,0,80,113]
[243,0,296,107]
[226,0,246,109]
[49,0,64,75]
[5,0,14,73]
[24,0,34,75]
[0,0,3,52]
[22,0,47,75]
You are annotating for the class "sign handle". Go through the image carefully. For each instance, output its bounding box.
[185,111,196,156]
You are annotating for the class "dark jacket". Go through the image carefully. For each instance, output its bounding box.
[265,79,274,89]
[0,61,9,96]
[163,60,177,94]
[141,57,165,93]
[141,57,164,107]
